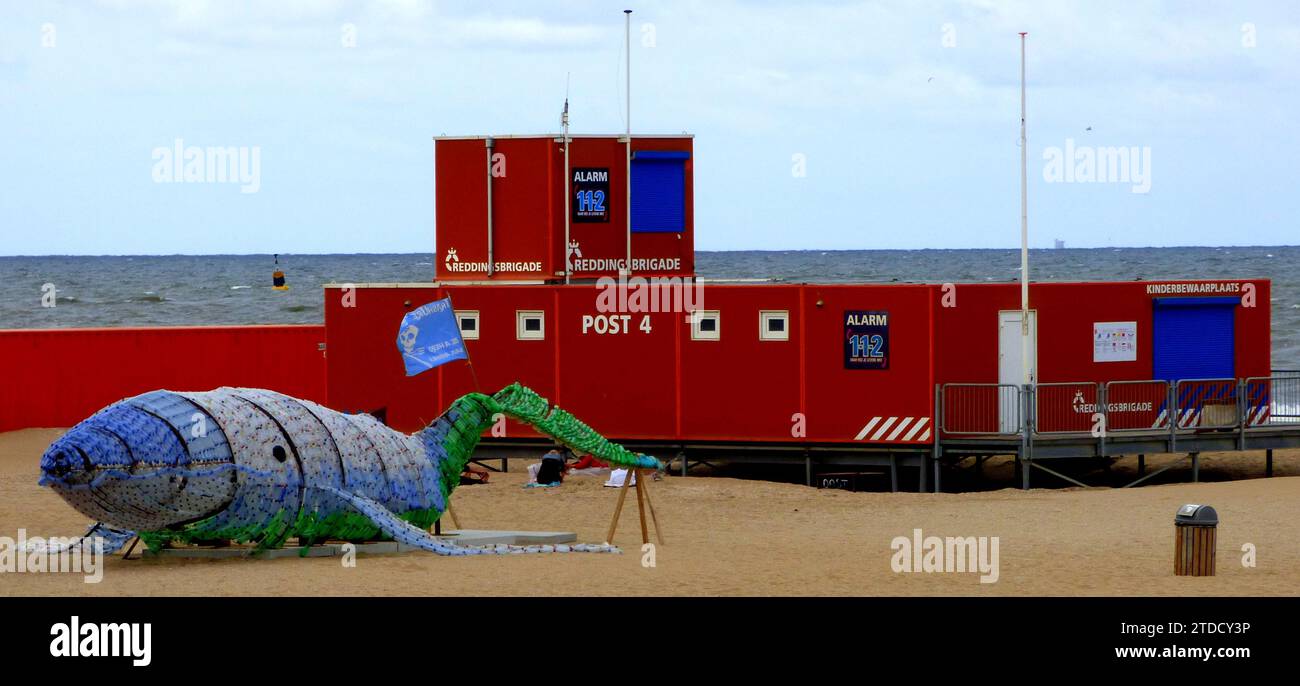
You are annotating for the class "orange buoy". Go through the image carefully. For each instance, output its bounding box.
[272,254,289,291]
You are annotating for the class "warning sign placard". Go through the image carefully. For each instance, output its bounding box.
[1093,321,1137,362]
[844,310,889,370]
[572,167,609,223]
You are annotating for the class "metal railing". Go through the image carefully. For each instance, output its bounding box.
[939,383,1022,435]
[937,375,1300,439]
[1243,375,1300,426]
[1103,379,1170,433]
[1173,378,1239,430]
[930,374,1300,492]
[1035,382,1099,434]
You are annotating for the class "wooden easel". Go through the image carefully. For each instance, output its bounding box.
[433,502,462,535]
[605,469,664,546]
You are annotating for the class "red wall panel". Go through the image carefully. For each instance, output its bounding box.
[434,140,490,277]
[801,285,936,444]
[325,285,561,436]
[555,287,678,440]
[436,286,559,434]
[933,283,1017,385]
[435,136,695,283]
[325,279,1271,446]
[324,285,442,428]
[933,280,1272,385]
[564,137,696,280]
[0,325,326,431]
[679,286,803,441]
[6,279,1269,442]
[325,283,938,445]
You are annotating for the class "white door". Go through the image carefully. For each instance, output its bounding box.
[998,310,1037,432]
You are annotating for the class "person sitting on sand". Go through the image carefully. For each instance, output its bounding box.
[534,447,568,485]
[569,452,608,470]
[460,462,491,485]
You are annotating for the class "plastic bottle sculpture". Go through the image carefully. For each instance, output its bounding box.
[38,383,661,556]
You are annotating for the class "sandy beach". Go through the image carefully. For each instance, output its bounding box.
[2,427,1298,597]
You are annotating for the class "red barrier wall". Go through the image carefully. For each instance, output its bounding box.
[326,280,1271,446]
[434,135,696,283]
[325,283,938,444]
[933,279,1272,384]
[0,325,327,431]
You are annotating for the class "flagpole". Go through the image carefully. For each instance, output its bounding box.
[623,9,632,278]
[465,358,482,394]
[445,294,482,393]
[563,80,572,285]
[1019,32,1031,388]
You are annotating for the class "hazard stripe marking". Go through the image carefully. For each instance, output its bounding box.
[870,417,898,441]
[885,417,913,441]
[854,417,882,441]
[854,416,933,443]
[902,417,929,441]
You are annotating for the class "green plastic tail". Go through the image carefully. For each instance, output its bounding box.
[491,383,662,471]
[423,383,661,505]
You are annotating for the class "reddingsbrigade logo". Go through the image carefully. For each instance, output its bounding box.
[442,244,680,275]
[567,240,583,272]
[1070,390,1153,414]
[441,247,541,274]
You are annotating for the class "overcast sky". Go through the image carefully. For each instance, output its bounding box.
[2,1,1297,255]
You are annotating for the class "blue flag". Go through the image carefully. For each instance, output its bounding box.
[397,297,468,376]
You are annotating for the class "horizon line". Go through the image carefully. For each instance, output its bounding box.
[2,244,1298,258]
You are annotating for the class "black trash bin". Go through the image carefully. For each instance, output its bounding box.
[1174,504,1217,576]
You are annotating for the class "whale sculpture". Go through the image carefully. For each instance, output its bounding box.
[38,383,660,556]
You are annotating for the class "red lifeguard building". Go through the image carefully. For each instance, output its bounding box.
[318,132,1294,491]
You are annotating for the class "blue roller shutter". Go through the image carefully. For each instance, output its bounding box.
[631,151,688,233]
[1152,297,1236,381]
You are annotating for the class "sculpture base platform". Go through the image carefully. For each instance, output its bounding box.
[137,530,578,559]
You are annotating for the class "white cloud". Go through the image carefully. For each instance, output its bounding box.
[3,0,1300,253]
[440,16,605,48]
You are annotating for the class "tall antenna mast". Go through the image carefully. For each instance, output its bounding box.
[563,73,572,284]
[1019,32,1031,387]
[623,9,633,277]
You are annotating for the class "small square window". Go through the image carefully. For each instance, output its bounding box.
[690,310,720,341]
[516,310,545,340]
[759,310,789,341]
[456,310,480,340]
